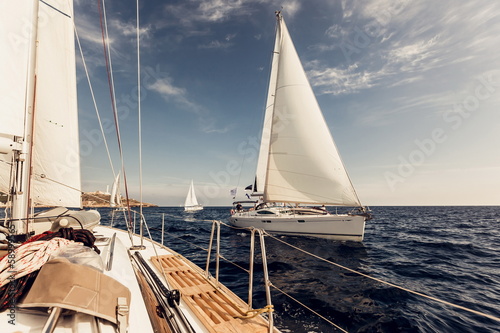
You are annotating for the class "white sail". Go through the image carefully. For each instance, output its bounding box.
[253,23,281,195]
[262,15,360,206]
[0,1,35,138]
[30,0,81,207]
[110,173,122,207]
[0,0,81,207]
[184,180,200,208]
[0,1,37,194]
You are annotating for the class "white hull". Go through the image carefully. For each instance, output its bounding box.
[229,211,366,241]
[0,223,278,332]
[184,205,203,212]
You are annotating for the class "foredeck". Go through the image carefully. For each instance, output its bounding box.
[151,254,275,333]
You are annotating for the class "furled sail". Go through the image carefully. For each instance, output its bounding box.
[262,15,360,206]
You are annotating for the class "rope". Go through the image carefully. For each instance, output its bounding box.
[211,221,500,324]
[264,231,500,323]
[234,305,274,320]
[149,226,208,253]
[0,271,38,312]
[32,227,100,254]
[138,219,500,327]
[150,220,347,330]
[0,238,73,287]
[270,283,347,333]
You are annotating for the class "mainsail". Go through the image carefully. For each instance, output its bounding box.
[255,14,360,206]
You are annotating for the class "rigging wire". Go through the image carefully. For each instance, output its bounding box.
[73,17,116,179]
[263,230,500,323]
[153,218,500,326]
[136,0,144,240]
[152,219,347,331]
[270,284,348,333]
[97,0,133,232]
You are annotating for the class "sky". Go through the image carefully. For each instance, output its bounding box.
[74,0,500,207]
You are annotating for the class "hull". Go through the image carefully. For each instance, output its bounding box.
[184,205,203,212]
[0,222,278,332]
[229,211,366,241]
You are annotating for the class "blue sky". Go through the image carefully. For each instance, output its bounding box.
[75,0,500,206]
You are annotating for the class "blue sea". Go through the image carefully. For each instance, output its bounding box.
[99,205,500,333]
[9,206,500,332]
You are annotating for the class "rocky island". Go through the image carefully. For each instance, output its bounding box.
[82,191,157,207]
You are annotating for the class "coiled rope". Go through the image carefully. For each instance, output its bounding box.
[234,305,274,320]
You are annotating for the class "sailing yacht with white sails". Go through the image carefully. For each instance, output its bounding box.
[0,1,278,332]
[184,180,203,212]
[229,12,371,242]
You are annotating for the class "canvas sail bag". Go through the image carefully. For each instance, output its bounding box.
[19,258,130,327]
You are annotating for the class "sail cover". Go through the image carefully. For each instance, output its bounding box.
[263,15,360,206]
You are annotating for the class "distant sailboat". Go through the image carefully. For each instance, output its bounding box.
[184,180,203,212]
[109,174,122,207]
[229,12,371,241]
[109,173,122,208]
[109,172,126,211]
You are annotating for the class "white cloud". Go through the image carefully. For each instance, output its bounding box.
[146,76,230,135]
[110,18,151,39]
[280,0,301,18]
[148,78,186,98]
[385,36,441,73]
[308,64,376,95]
[198,0,247,22]
[199,40,232,49]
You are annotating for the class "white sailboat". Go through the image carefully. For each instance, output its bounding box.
[109,172,126,211]
[184,180,203,212]
[0,1,277,332]
[229,12,371,242]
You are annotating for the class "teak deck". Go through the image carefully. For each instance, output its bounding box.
[151,254,274,333]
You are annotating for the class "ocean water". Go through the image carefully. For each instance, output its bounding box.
[5,206,499,332]
[101,205,500,333]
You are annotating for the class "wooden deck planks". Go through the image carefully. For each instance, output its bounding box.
[151,254,274,333]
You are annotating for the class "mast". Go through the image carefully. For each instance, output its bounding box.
[10,0,40,235]
[253,11,282,197]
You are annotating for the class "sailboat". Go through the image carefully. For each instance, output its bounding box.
[109,173,126,211]
[184,180,203,212]
[229,12,371,242]
[0,1,278,332]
